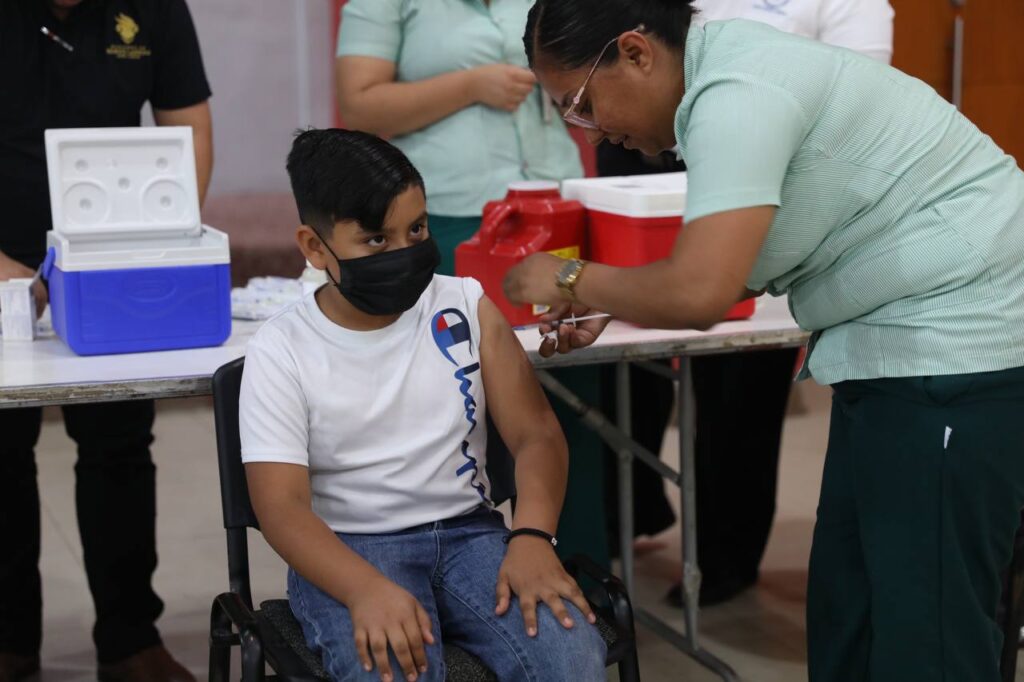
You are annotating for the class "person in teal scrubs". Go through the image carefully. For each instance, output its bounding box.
[504,0,1024,679]
[335,0,583,275]
[334,0,609,567]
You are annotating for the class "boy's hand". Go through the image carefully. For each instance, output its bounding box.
[347,575,435,682]
[495,537,597,637]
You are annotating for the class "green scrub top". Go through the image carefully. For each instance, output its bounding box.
[337,0,583,217]
[676,19,1024,385]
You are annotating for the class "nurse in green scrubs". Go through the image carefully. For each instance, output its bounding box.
[504,0,1024,679]
[335,0,609,567]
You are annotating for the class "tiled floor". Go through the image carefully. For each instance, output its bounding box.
[23,382,1024,680]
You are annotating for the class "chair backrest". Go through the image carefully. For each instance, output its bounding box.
[211,357,517,524]
[212,357,260,530]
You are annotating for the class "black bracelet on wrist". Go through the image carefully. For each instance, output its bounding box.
[503,528,558,547]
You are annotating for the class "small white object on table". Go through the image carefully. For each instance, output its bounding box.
[0,278,40,342]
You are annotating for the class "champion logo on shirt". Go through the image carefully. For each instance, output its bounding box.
[431,309,489,502]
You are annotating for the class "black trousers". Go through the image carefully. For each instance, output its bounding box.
[0,400,163,664]
[692,350,798,585]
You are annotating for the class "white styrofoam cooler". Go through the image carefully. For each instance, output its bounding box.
[561,172,688,217]
[42,127,231,355]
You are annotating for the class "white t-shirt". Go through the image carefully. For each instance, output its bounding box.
[693,0,894,63]
[239,275,491,534]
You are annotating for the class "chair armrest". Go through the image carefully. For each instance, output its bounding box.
[210,592,266,682]
[563,554,638,642]
[214,591,259,629]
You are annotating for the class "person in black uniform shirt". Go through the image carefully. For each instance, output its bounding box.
[0,1,212,681]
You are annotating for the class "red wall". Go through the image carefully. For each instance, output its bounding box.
[330,0,594,176]
[331,0,345,127]
[570,129,597,177]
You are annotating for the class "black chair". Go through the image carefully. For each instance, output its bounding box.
[999,510,1024,682]
[208,357,641,681]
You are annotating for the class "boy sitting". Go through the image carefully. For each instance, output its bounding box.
[239,129,607,682]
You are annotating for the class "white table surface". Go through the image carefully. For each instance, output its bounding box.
[0,296,808,408]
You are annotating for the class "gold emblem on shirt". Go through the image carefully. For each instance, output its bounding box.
[115,13,139,44]
[107,13,151,59]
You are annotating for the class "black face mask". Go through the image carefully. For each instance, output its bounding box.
[319,235,440,316]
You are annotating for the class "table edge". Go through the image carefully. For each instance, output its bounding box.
[0,326,810,408]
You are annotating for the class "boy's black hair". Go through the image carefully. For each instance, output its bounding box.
[524,0,697,70]
[286,128,424,235]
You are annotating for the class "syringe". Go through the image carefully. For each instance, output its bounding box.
[535,312,613,340]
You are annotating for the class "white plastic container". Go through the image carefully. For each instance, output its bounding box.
[0,279,38,341]
[561,172,688,218]
[42,127,231,355]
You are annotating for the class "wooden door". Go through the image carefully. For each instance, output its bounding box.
[893,0,1024,165]
[961,0,1024,164]
[891,0,957,101]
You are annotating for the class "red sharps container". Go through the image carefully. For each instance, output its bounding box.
[455,181,586,326]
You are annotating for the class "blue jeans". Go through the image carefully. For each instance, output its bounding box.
[288,508,607,681]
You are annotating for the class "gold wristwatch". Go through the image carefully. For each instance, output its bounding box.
[555,258,587,302]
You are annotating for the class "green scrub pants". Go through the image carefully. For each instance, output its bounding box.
[432,214,610,569]
[808,366,1024,681]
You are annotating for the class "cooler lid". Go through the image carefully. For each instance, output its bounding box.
[561,172,687,218]
[46,225,230,273]
[45,127,202,241]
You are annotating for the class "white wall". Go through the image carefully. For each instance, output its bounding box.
[147,0,337,196]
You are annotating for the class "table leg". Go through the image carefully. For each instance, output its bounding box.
[678,356,701,645]
[676,356,739,682]
[616,361,635,596]
[534,366,740,681]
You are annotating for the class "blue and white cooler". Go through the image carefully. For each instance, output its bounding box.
[42,126,231,356]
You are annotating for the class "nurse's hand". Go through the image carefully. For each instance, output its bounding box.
[537,304,611,358]
[0,250,47,319]
[503,253,566,308]
[470,64,537,112]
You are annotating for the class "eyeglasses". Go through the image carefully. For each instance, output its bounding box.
[562,24,645,131]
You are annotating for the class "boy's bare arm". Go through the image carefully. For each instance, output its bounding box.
[479,296,566,534]
[246,462,434,681]
[477,296,597,636]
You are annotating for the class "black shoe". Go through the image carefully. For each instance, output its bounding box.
[97,646,196,682]
[665,572,757,608]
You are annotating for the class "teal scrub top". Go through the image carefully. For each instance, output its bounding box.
[676,20,1024,384]
[337,0,583,217]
